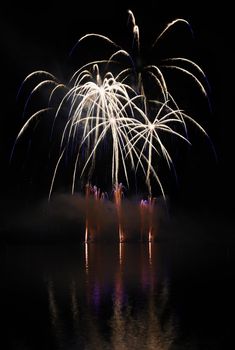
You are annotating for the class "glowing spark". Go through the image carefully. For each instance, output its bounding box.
[140,197,156,242]
[114,183,125,243]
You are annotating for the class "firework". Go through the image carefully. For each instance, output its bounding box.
[85,184,105,242]
[113,183,126,243]
[140,197,156,242]
[12,10,209,201]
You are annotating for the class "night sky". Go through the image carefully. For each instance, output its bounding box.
[0,0,233,220]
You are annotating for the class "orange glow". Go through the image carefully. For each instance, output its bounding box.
[114,183,125,243]
[140,197,156,242]
[85,184,105,242]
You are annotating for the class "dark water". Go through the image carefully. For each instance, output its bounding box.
[1,237,231,349]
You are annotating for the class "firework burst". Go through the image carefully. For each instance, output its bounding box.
[12,10,210,199]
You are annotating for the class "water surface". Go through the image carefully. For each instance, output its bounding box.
[1,238,230,349]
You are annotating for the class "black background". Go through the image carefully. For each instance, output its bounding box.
[0,0,233,218]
